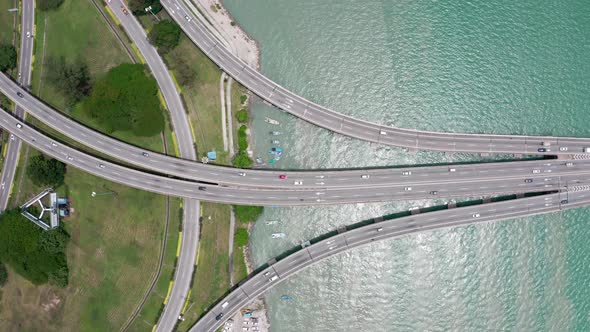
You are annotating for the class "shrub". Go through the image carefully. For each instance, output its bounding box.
[234,228,249,247]
[236,109,249,123]
[0,44,17,72]
[83,64,164,136]
[129,0,163,15]
[238,125,248,151]
[234,205,263,224]
[232,151,253,169]
[0,262,7,286]
[37,0,64,11]
[27,155,66,188]
[45,56,92,104]
[148,20,181,54]
[239,95,247,104]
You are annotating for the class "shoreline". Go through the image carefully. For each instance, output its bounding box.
[190,1,269,331]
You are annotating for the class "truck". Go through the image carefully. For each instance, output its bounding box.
[584,147,590,153]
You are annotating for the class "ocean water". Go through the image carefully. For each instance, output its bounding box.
[223,0,590,330]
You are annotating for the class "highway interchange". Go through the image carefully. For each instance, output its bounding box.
[191,190,585,332]
[0,0,34,211]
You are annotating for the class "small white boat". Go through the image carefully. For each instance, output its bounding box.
[265,220,279,225]
[271,233,286,239]
[265,117,280,125]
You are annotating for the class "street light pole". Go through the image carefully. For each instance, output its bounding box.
[145,6,160,22]
[91,191,116,197]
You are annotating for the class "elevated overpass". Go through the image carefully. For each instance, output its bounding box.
[190,191,585,332]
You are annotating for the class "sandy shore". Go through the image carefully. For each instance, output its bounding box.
[193,0,260,69]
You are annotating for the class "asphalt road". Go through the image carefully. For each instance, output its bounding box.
[191,190,585,332]
[6,108,590,205]
[162,0,590,156]
[104,3,199,330]
[0,0,34,211]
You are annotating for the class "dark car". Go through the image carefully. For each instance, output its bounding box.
[198,186,207,191]
[561,199,568,204]
[215,313,224,321]
[16,92,24,98]
[524,179,533,183]
[429,191,438,195]
[538,148,546,152]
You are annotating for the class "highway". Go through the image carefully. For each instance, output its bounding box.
[190,190,586,332]
[163,0,590,156]
[5,74,590,193]
[0,0,34,211]
[104,2,200,330]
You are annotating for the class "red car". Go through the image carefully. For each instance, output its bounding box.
[279,174,287,179]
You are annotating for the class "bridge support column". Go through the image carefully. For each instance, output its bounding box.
[447,202,457,209]
[483,197,492,203]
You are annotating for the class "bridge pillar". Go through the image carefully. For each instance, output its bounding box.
[516,193,525,198]
[447,202,457,209]
[267,258,277,266]
[483,197,492,203]
[337,226,347,234]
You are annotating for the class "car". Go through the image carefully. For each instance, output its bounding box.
[560,147,568,151]
[361,174,370,179]
[198,186,207,191]
[268,275,279,282]
[278,174,287,179]
[184,15,191,21]
[9,134,14,140]
[51,142,58,147]
[293,181,303,185]
[215,313,224,321]
[238,172,246,176]
[402,171,411,176]
[121,6,129,15]
[16,123,22,128]
[561,199,568,204]
[525,179,533,183]
[565,162,574,167]
[67,156,73,161]
[532,169,540,174]
[404,187,412,191]
[376,227,383,232]
[472,213,480,218]
[538,148,547,152]
[142,152,149,157]
[263,271,270,277]
[221,301,229,309]
[429,191,438,195]
[16,92,24,98]
[26,31,30,38]
[449,168,456,172]
[379,130,387,135]
[98,164,105,168]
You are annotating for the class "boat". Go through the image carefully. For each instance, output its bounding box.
[269,131,281,136]
[265,117,280,125]
[271,233,286,239]
[271,140,280,145]
[265,220,278,225]
[280,295,293,301]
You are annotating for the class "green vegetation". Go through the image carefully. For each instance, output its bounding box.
[237,125,248,151]
[0,262,7,286]
[0,43,16,72]
[27,155,66,188]
[0,210,69,287]
[239,94,247,104]
[38,0,65,11]
[234,228,249,247]
[233,151,253,168]
[45,56,92,105]
[83,64,164,136]
[234,205,263,224]
[236,109,249,123]
[168,50,197,86]
[129,0,163,15]
[0,1,16,44]
[148,20,181,54]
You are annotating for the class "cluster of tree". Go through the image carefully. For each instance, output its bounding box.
[233,124,253,168]
[238,125,248,151]
[233,205,263,224]
[0,210,70,287]
[0,262,7,287]
[27,155,67,188]
[128,0,162,15]
[45,56,92,105]
[83,64,164,136]
[38,0,65,11]
[0,44,17,72]
[148,20,181,54]
[236,109,249,123]
[168,51,197,86]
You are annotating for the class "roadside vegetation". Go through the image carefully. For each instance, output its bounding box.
[129,0,162,16]
[236,109,249,123]
[0,262,8,286]
[45,56,92,105]
[83,63,164,136]
[27,155,66,187]
[0,210,69,287]
[38,0,65,11]
[148,20,181,54]
[0,43,16,72]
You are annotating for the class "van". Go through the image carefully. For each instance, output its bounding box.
[269,275,279,282]
[449,168,456,172]
[584,147,590,153]
[221,301,229,309]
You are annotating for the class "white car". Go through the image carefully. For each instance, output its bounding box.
[532,169,540,174]
[402,171,411,176]
[293,181,303,185]
[16,123,22,128]
[26,31,31,38]
[361,174,370,179]
[472,213,480,218]
[98,164,105,168]
[67,156,74,161]
[559,147,568,151]
[10,134,14,140]
[404,187,412,191]
[184,15,191,22]
[238,172,246,176]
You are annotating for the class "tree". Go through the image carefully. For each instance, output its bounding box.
[148,20,181,54]
[234,228,249,247]
[0,44,17,72]
[233,205,263,224]
[129,0,163,15]
[232,151,253,169]
[236,109,249,123]
[38,0,65,11]
[238,125,248,151]
[169,51,197,86]
[0,210,70,287]
[27,155,66,188]
[83,64,164,136]
[46,56,92,104]
[0,262,7,286]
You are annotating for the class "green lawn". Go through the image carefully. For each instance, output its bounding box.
[0,149,169,332]
[176,202,231,331]
[0,0,17,44]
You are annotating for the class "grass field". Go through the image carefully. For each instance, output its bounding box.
[0,149,169,332]
[176,202,232,331]
[0,0,17,44]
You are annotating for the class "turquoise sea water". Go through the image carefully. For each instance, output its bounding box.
[223,0,590,330]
